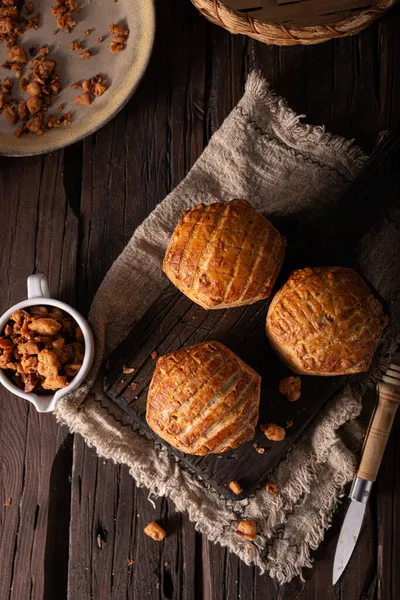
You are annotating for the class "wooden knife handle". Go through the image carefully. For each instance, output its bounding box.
[357,364,400,482]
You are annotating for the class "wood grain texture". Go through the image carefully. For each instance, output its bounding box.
[0,0,399,598]
[0,153,74,600]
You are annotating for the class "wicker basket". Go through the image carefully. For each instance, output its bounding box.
[190,0,398,45]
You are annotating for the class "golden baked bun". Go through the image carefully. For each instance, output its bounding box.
[266,267,388,376]
[163,199,286,309]
[146,341,261,455]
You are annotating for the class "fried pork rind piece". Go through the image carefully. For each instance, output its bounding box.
[236,520,256,541]
[37,349,59,379]
[42,374,68,390]
[279,375,301,402]
[260,423,286,441]
[143,522,166,541]
[29,318,62,336]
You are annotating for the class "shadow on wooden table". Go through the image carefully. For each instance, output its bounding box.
[43,433,73,600]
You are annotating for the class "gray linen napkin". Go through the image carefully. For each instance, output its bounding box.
[55,72,400,582]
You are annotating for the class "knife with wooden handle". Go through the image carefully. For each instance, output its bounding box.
[332,362,400,585]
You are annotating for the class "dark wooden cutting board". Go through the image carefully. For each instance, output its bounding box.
[103,283,346,499]
[103,133,400,500]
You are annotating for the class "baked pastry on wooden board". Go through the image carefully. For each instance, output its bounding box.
[266,267,388,376]
[146,341,261,455]
[163,199,286,309]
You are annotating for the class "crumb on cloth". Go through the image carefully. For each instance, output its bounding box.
[236,520,256,541]
[265,482,277,495]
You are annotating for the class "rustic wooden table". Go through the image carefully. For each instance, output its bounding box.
[1,2,399,599]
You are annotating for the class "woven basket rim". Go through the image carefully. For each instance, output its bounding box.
[191,0,398,45]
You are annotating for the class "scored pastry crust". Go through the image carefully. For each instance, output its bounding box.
[163,199,286,309]
[146,341,261,455]
[266,267,389,376]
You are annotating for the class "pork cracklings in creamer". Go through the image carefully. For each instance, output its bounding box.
[0,306,84,393]
[163,200,286,309]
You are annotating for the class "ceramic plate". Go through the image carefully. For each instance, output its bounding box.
[0,0,154,156]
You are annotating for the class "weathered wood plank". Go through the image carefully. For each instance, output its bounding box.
[0,152,75,600]
[69,3,205,600]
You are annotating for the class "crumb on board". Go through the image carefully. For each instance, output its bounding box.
[256,447,265,454]
[151,351,158,360]
[123,365,135,374]
[286,419,293,428]
[4,497,12,507]
[98,36,104,43]
[164,562,169,567]
[265,482,277,495]
[131,382,138,391]
[127,558,134,566]
[260,423,286,442]
[144,522,166,542]
[84,28,90,36]
[236,520,256,541]
[228,480,243,495]
[279,376,301,402]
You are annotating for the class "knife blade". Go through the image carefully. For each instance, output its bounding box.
[332,477,372,585]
